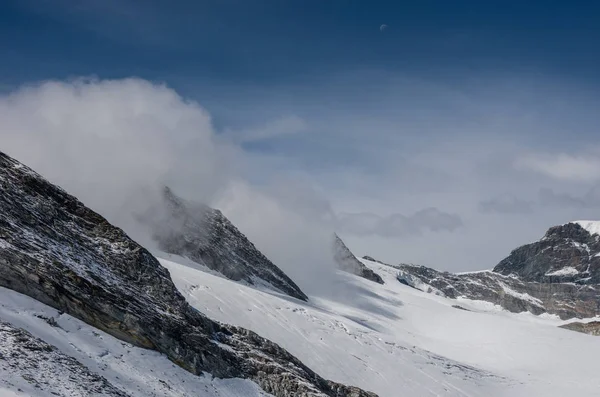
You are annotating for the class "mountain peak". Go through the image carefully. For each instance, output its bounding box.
[144,187,309,301]
[333,234,384,284]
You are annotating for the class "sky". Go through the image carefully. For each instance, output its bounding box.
[1,0,600,278]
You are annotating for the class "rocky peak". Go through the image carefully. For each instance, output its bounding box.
[0,151,375,397]
[142,186,308,301]
[493,221,600,284]
[333,235,384,284]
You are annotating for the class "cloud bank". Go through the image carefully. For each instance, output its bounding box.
[0,78,457,295]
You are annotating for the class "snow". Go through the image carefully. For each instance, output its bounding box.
[499,283,544,307]
[572,220,600,236]
[455,269,493,275]
[545,267,580,276]
[0,287,272,397]
[156,255,600,397]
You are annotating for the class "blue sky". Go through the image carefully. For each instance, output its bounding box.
[3,1,599,87]
[2,0,600,272]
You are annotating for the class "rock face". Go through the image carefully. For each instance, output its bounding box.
[333,235,383,284]
[560,321,600,336]
[494,222,600,284]
[369,221,600,320]
[394,264,600,319]
[143,187,308,301]
[0,151,375,397]
[0,320,130,396]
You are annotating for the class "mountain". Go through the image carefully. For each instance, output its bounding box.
[140,186,308,301]
[3,150,600,396]
[374,222,600,320]
[0,151,373,397]
[494,221,600,284]
[333,235,383,284]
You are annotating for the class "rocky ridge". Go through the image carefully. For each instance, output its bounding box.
[142,186,308,301]
[364,221,600,320]
[0,151,375,397]
[333,235,383,284]
[560,321,600,336]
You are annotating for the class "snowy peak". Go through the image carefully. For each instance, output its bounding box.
[144,186,308,301]
[333,234,384,284]
[494,221,600,284]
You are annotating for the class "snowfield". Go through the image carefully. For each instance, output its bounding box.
[160,253,600,397]
[2,253,600,397]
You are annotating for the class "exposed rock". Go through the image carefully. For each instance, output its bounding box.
[394,264,600,319]
[560,321,600,336]
[362,256,390,267]
[0,320,130,397]
[141,186,308,301]
[333,235,383,284]
[0,151,375,397]
[494,222,600,284]
[451,305,471,311]
[380,222,600,320]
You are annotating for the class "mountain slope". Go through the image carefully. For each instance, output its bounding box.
[0,319,129,397]
[377,222,600,319]
[0,151,372,397]
[159,253,600,397]
[141,187,308,301]
[333,234,383,284]
[0,286,272,397]
[494,221,600,284]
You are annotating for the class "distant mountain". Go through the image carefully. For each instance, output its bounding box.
[333,234,383,284]
[141,187,308,301]
[365,221,600,320]
[494,221,600,284]
[0,151,374,397]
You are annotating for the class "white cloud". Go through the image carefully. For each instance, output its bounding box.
[0,78,339,296]
[515,153,600,182]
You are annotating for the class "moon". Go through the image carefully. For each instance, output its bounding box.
[380,24,387,32]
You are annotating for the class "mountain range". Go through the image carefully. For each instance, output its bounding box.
[2,149,600,397]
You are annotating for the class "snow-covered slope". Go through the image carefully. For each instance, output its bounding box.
[0,286,271,397]
[159,253,600,397]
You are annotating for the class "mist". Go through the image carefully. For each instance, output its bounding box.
[0,77,341,296]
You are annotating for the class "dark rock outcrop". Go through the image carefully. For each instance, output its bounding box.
[560,321,600,336]
[333,235,383,284]
[394,264,600,319]
[142,187,308,301]
[0,320,130,396]
[378,222,600,320]
[494,222,600,284]
[0,151,375,397]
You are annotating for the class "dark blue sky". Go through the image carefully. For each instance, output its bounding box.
[2,0,599,92]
